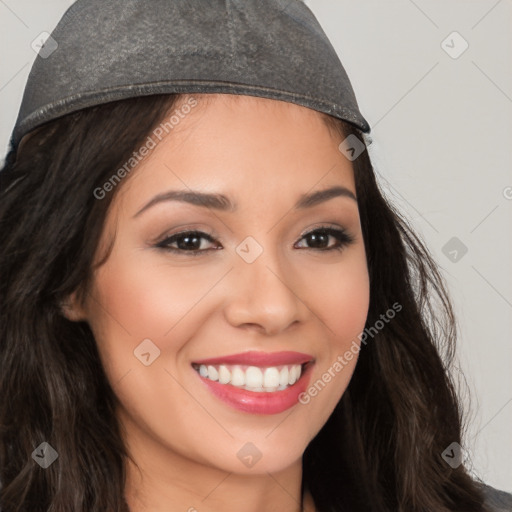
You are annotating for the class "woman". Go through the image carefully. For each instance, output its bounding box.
[0,1,510,511]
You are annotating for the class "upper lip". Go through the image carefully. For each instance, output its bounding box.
[192,350,314,367]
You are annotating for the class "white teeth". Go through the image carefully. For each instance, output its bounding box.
[263,367,280,388]
[207,365,218,381]
[231,366,245,387]
[218,365,230,384]
[279,366,289,387]
[245,366,263,388]
[195,363,304,392]
[289,365,298,385]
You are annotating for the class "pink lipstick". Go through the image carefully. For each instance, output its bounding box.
[192,351,314,415]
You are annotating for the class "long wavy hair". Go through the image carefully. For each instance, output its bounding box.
[0,93,489,511]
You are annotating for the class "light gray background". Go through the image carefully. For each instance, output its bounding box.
[1,0,511,493]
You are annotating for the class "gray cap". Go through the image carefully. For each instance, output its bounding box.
[11,0,370,150]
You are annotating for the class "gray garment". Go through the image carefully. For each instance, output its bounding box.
[10,0,370,153]
[483,484,512,512]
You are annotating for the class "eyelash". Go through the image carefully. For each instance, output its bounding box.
[154,225,355,256]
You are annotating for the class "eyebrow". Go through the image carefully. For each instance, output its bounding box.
[133,185,357,218]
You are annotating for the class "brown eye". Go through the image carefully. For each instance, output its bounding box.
[155,230,219,255]
[295,227,355,252]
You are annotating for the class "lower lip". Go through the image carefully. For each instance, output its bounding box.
[195,363,314,415]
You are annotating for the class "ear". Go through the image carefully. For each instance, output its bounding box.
[59,290,88,322]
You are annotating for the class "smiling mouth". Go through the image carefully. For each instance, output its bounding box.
[191,362,312,393]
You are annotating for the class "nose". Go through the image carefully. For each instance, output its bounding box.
[222,245,305,336]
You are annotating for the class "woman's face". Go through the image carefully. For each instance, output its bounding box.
[69,93,369,476]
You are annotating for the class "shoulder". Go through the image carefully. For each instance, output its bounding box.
[481,483,512,512]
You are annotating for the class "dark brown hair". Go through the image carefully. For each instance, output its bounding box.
[0,93,489,511]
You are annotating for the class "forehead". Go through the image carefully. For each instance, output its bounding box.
[117,93,355,208]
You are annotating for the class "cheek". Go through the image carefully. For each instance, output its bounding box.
[84,250,221,383]
[90,250,225,337]
[300,245,370,341]
[85,244,247,410]
[84,253,225,461]
[295,246,369,432]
